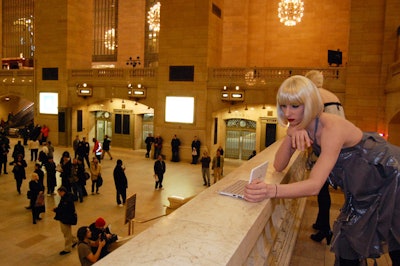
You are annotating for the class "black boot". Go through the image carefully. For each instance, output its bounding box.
[310,230,333,245]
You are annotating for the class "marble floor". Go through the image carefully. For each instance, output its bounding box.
[0,138,391,266]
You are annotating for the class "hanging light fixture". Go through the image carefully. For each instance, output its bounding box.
[148,2,161,32]
[278,0,304,26]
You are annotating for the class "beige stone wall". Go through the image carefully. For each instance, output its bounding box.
[118,0,145,68]
[221,0,351,67]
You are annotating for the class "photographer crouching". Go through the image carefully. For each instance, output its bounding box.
[88,217,118,259]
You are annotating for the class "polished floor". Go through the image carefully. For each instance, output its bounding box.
[0,138,391,266]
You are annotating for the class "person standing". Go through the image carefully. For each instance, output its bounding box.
[211,150,224,184]
[305,70,346,244]
[248,150,257,160]
[28,173,45,224]
[200,151,211,186]
[154,154,166,190]
[40,124,49,144]
[70,158,84,203]
[77,226,106,265]
[144,133,154,158]
[12,140,25,161]
[34,163,45,187]
[11,153,27,194]
[113,159,127,206]
[44,156,57,196]
[92,138,102,163]
[28,138,40,162]
[101,135,112,160]
[244,75,400,265]
[77,157,88,198]
[191,136,201,164]
[79,137,90,168]
[59,152,73,192]
[170,134,181,162]
[73,135,80,159]
[53,186,78,255]
[47,141,55,158]
[90,157,102,194]
[0,142,9,174]
[153,135,163,159]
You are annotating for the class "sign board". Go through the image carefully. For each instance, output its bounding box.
[125,194,136,224]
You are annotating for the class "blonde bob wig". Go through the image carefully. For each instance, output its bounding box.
[276,75,324,129]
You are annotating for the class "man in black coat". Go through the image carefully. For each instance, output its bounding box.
[171,134,181,162]
[191,136,201,164]
[144,133,154,158]
[53,186,78,255]
[154,154,166,190]
[113,159,128,206]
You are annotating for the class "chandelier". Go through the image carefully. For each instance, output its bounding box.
[148,2,161,32]
[104,28,116,50]
[278,0,304,26]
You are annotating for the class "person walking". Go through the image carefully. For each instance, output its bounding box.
[92,138,102,163]
[101,135,112,160]
[113,159,127,206]
[11,153,27,194]
[28,172,45,224]
[154,154,166,190]
[53,186,78,255]
[200,151,211,186]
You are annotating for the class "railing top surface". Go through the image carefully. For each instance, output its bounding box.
[95,139,303,266]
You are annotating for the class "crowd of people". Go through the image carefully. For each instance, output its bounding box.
[4,69,400,265]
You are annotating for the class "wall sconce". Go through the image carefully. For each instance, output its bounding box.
[76,83,93,97]
[126,56,141,67]
[128,83,147,101]
[221,85,245,103]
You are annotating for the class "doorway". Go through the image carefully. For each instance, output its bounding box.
[95,111,112,141]
[225,119,256,160]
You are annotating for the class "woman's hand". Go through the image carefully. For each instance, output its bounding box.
[244,180,274,202]
[287,127,312,151]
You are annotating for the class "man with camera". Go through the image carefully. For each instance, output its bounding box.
[88,217,118,259]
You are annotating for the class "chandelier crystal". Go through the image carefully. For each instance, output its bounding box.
[278,0,304,26]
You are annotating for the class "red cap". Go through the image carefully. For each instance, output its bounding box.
[95,217,106,228]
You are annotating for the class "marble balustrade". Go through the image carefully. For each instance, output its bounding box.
[95,139,307,266]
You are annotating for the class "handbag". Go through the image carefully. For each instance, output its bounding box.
[97,175,103,187]
[27,190,32,199]
[35,193,45,207]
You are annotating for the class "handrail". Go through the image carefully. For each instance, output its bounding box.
[94,139,307,266]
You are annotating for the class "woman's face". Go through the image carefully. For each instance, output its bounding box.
[280,104,305,126]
